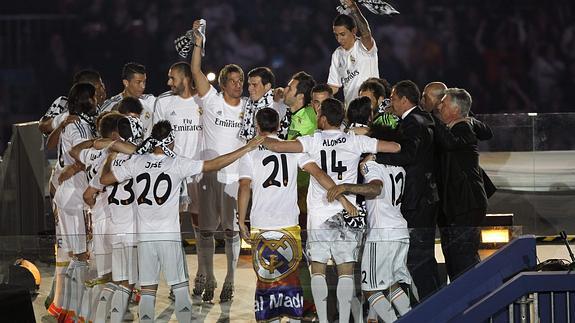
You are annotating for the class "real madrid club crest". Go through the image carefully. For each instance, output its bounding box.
[350,54,356,65]
[144,111,151,120]
[252,230,301,283]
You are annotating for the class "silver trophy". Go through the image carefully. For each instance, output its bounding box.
[174,19,206,58]
[337,0,400,16]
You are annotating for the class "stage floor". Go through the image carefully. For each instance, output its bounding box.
[34,244,575,322]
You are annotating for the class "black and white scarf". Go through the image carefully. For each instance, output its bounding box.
[77,112,97,137]
[326,200,368,231]
[174,19,206,58]
[125,115,144,145]
[135,131,176,158]
[336,0,400,16]
[239,90,275,140]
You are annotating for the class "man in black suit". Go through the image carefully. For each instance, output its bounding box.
[433,88,488,280]
[375,80,440,301]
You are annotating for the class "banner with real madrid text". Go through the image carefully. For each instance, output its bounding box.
[251,227,304,322]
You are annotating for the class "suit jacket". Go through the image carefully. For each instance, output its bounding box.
[375,107,438,215]
[433,116,487,226]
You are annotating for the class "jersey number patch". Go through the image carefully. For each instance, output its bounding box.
[136,172,172,205]
[262,154,289,188]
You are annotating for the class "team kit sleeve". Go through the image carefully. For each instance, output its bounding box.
[111,158,134,183]
[357,134,379,154]
[296,134,315,154]
[357,38,377,56]
[327,51,342,88]
[296,152,314,169]
[238,154,253,180]
[363,160,383,184]
[152,97,164,124]
[199,85,218,109]
[175,156,205,179]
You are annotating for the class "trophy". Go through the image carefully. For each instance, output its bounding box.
[336,0,400,16]
[174,19,206,58]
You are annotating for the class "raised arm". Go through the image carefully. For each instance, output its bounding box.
[190,20,210,97]
[203,136,264,172]
[262,137,303,153]
[344,0,374,50]
[304,162,358,216]
[45,115,79,149]
[237,178,252,242]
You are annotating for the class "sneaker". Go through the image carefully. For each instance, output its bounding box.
[202,279,217,303]
[219,281,234,302]
[193,274,206,297]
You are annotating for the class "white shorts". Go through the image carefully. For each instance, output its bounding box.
[306,221,361,265]
[198,172,238,232]
[361,239,412,292]
[138,241,188,286]
[112,244,138,284]
[179,180,200,214]
[92,218,112,276]
[58,208,87,254]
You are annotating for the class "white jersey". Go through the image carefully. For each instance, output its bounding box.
[297,129,378,227]
[363,161,409,241]
[238,136,313,229]
[112,153,204,242]
[54,120,94,210]
[328,38,379,107]
[200,86,246,184]
[99,93,156,137]
[80,148,109,222]
[153,91,203,159]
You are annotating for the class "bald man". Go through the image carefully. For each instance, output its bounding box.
[420,82,447,114]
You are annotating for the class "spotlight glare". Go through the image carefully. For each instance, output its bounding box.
[207,72,216,82]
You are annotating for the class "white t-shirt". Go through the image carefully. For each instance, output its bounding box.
[99,93,156,137]
[328,38,379,107]
[238,136,313,229]
[54,120,94,210]
[297,129,378,227]
[154,91,203,159]
[200,86,246,184]
[362,161,409,241]
[112,154,204,242]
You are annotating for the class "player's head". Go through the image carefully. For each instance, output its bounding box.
[247,67,275,101]
[116,96,143,118]
[333,14,356,50]
[311,84,334,114]
[438,88,472,123]
[359,79,386,111]
[122,62,147,98]
[421,82,447,113]
[390,80,420,117]
[73,69,106,105]
[98,112,124,139]
[318,98,345,129]
[150,120,175,150]
[168,62,192,96]
[68,82,97,115]
[284,71,316,108]
[255,108,279,135]
[219,64,244,99]
[347,96,373,126]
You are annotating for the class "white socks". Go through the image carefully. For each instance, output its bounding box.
[95,282,117,323]
[389,287,411,316]
[224,233,240,283]
[173,282,194,322]
[110,285,131,323]
[368,292,397,322]
[336,275,354,323]
[310,274,328,323]
[139,288,156,322]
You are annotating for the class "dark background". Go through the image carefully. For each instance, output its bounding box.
[1,0,574,153]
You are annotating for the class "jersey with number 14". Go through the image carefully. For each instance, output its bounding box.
[297,129,378,227]
[112,154,204,242]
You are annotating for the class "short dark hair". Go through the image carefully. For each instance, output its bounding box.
[219,64,244,88]
[73,69,101,85]
[122,62,146,81]
[117,117,133,141]
[320,98,345,127]
[312,83,334,96]
[68,83,96,115]
[393,80,421,105]
[291,71,316,107]
[347,96,372,125]
[366,77,391,98]
[151,120,172,141]
[333,14,356,31]
[248,66,275,88]
[170,62,192,80]
[98,112,124,138]
[359,80,386,101]
[116,97,143,115]
[255,108,279,133]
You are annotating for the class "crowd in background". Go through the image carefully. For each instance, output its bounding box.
[1,0,575,152]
